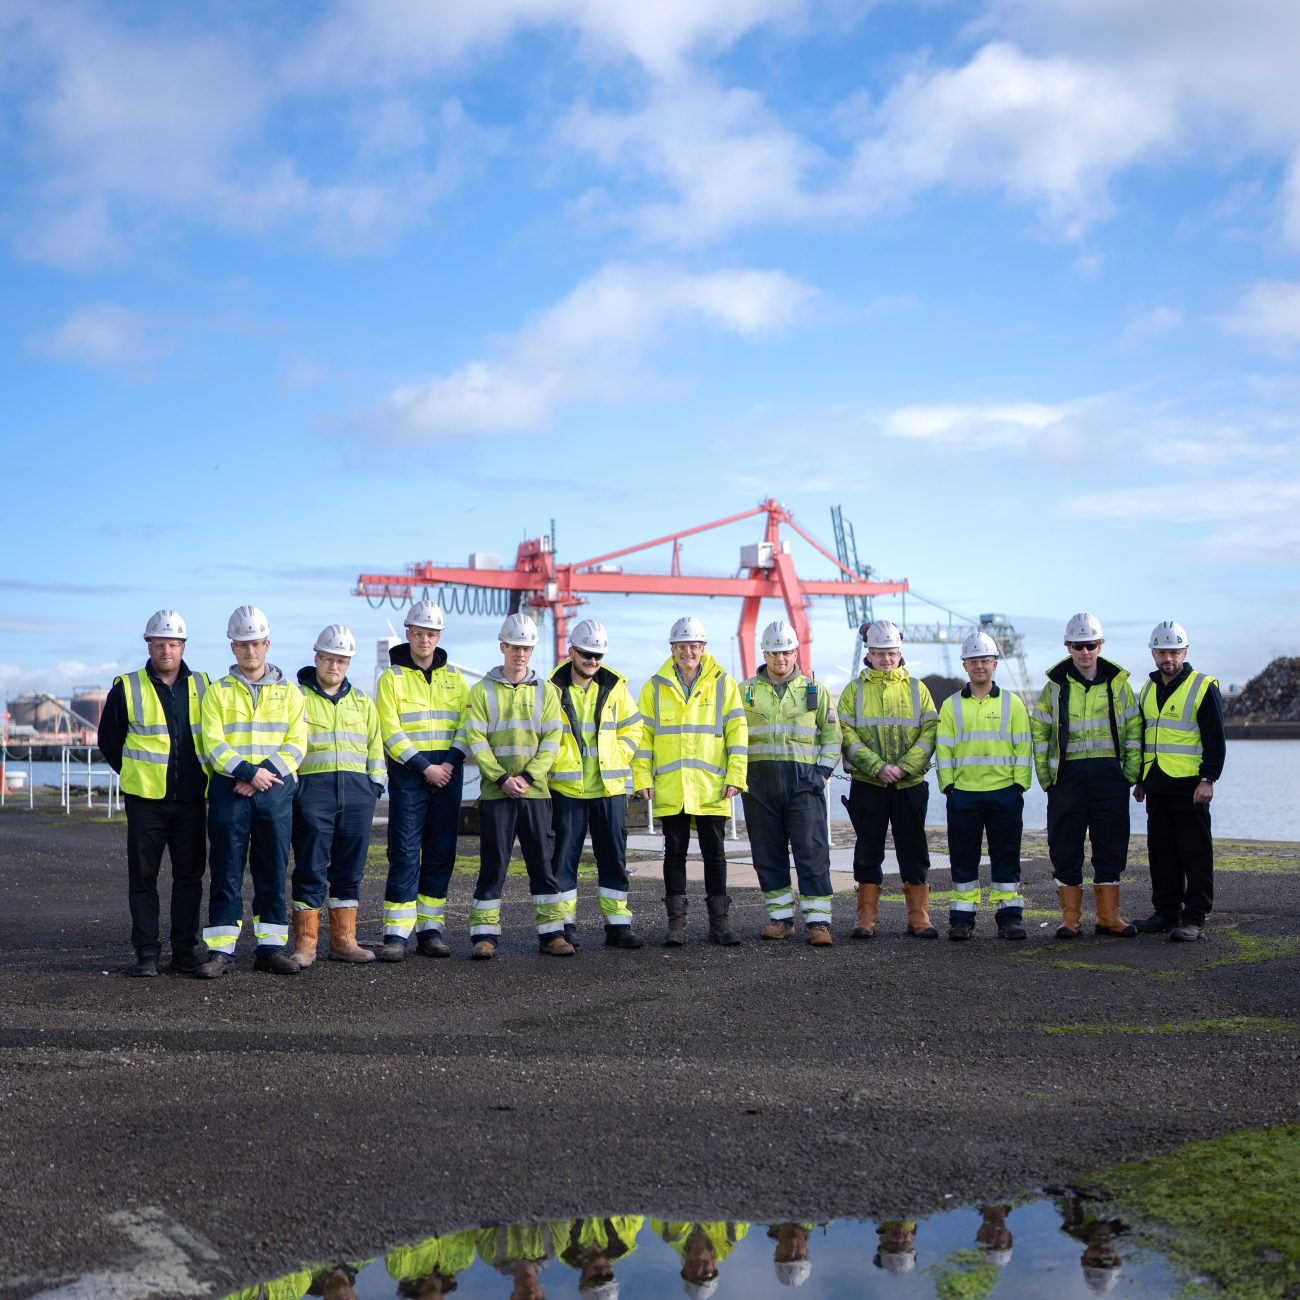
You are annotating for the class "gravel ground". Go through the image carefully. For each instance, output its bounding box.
[0,806,1297,1298]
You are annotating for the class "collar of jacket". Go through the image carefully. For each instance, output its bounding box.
[756,665,804,687]
[228,662,284,687]
[144,659,193,687]
[297,664,353,703]
[657,652,724,691]
[1046,656,1124,687]
[487,666,539,686]
[389,641,447,679]
[551,659,624,692]
[960,682,1001,698]
[865,666,909,683]
[1148,662,1193,687]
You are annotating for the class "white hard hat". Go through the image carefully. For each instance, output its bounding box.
[982,1247,1013,1267]
[1064,612,1104,643]
[774,1261,811,1287]
[227,605,270,642]
[669,616,708,644]
[499,612,540,646]
[761,620,799,653]
[314,624,356,657]
[681,1282,718,1300]
[1149,620,1189,650]
[1082,1265,1121,1295]
[961,631,1000,660]
[865,620,903,650]
[143,610,187,642]
[579,1282,619,1300]
[404,600,445,631]
[874,1250,915,1276]
[570,619,609,655]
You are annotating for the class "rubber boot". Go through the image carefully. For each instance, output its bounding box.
[605,925,644,949]
[807,923,833,947]
[760,919,795,940]
[1056,885,1083,940]
[664,895,688,947]
[289,908,319,969]
[1094,883,1136,937]
[706,895,742,946]
[904,883,938,938]
[328,907,377,963]
[852,882,879,939]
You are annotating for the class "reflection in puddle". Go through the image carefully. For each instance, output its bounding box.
[224,1198,1180,1299]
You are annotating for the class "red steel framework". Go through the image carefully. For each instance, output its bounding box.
[354,498,908,678]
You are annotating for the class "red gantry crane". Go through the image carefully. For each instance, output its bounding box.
[354,498,908,678]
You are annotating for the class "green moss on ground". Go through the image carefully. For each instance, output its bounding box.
[1084,1124,1300,1299]
[1217,854,1300,874]
[1037,1017,1295,1036]
[1195,930,1300,971]
[924,1249,1001,1300]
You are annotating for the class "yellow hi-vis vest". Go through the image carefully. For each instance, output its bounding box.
[1138,670,1215,781]
[935,685,1033,792]
[298,678,386,783]
[201,671,307,781]
[632,654,748,817]
[115,667,211,798]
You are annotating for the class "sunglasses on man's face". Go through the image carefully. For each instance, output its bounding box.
[575,649,604,661]
[1069,641,1101,652]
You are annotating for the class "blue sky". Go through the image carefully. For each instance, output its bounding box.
[4,0,1300,699]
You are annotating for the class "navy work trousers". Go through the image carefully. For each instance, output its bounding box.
[1145,791,1214,926]
[474,796,559,903]
[742,788,833,917]
[945,783,1025,921]
[206,773,293,952]
[125,794,206,959]
[551,790,631,924]
[291,772,378,910]
[1046,757,1130,886]
[847,780,930,886]
[661,812,729,896]
[384,760,463,909]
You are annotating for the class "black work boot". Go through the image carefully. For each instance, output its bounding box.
[997,920,1027,940]
[253,948,300,975]
[378,939,407,963]
[1133,912,1180,934]
[706,895,742,946]
[130,952,159,978]
[416,932,451,958]
[664,895,688,947]
[563,923,581,951]
[605,925,644,949]
[169,950,205,974]
[947,921,975,942]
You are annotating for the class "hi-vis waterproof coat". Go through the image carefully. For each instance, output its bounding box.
[633,654,748,817]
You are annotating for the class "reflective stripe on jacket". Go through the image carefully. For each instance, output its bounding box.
[386,1230,477,1284]
[548,660,643,798]
[632,654,748,817]
[465,669,564,799]
[740,669,841,767]
[296,670,385,784]
[1139,670,1215,781]
[652,1222,749,1264]
[115,667,211,798]
[838,668,938,788]
[201,670,307,782]
[1030,658,1142,789]
[376,648,469,769]
[936,684,1033,792]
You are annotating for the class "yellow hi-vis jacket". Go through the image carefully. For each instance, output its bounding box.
[548,660,643,797]
[1138,669,1216,781]
[201,665,307,784]
[936,684,1033,792]
[556,1218,644,1268]
[838,667,938,789]
[386,1230,477,1286]
[1031,658,1142,789]
[739,666,841,807]
[376,644,469,771]
[114,666,211,798]
[633,654,748,816]
[464,669,564,799]
[296,668,385,785]
[652,1221,749,1264]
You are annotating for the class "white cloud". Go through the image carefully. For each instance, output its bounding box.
[29,303,173,374]
[1223,281,1300,349]
[0,660,125,696]
[367,261,814,436]
[867,400,1071,448]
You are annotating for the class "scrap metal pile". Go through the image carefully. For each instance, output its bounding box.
[1224,657,1300,719]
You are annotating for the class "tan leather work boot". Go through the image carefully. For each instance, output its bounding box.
[761,919,795,940]
[853,882,879,938]
[289,908,319,968]
[327,906,376,963]
[807,923,833,947]
[471,940,496,960]
[903,882,939,938]
[1056,885,1083,940]
[1094,883,1136,937]
[540,935,576,956]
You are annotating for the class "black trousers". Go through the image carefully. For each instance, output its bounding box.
[1046,758,1130,886]
[847,780,930,886]
[1145,792,1214,925]
[661,812,729,896]
[125,794,207,958]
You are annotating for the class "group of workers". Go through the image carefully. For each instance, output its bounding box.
[98,599,1224,976]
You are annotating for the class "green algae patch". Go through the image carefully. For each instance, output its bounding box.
[1195,930,1300,971]
[1037,1016,1294,1037]
[1083,1124,1300,1298]
[924,1249,1002,1300]
[1217,854,1300,874]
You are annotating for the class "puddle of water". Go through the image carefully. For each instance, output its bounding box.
[222,1198,1183,1300]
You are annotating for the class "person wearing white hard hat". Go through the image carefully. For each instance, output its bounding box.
[839,620,940,939]
[633,617,748,946]
[767,1223,815,1288]
[1132,621,1225,942]
[98,610,212,977]
[1030,613,1143,939]
[651,1221,748,1300]
[464,613,570,958]
[286,625,386,968]
[935,631,1033,941]
[872,1221,917,1276]
[739,620,841,946]
[974,1205,1014,1269]
[556,1216,643,1300]
[196,606,308,978]
[548,620,646,949]
[375,600,471,962]
[386,1227,477,1297]
[1054,1194,1124,1296]
[474,1221,565,1300]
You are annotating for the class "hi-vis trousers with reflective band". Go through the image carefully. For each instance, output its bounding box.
[944,784,1025,923]
[471,798,562,943]
[291,771,377,911]
[742,789,833,927]
[383,759,463,941]
[204,773,293,953]
[551,790,632,927]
